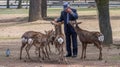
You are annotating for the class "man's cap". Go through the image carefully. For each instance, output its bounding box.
[63,2,70,10]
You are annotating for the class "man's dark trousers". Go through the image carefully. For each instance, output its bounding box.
[65,31,78,56]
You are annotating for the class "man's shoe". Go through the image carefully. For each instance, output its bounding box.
[72,55,77,58]
[65,54,72,57]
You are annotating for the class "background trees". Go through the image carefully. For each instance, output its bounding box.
[17,0,22,9]
[7,0,10,8]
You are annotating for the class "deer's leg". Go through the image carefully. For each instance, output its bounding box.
[61,47,64,61]
[57,46,63,64]
[57,45,61,55]
[99,44,102,60]
[55,44,60,55]
[84,43,87,59]
[38,47,41,58]
[20,43,26,60]
[25,44,32,59]
[45,45,50,60]
[61,46,66,62]
[38,48,43,62]
[81,43,85,59]
[48,42,51,53]
[59,45,68,64]
[41,47,47,60]
[58,46,63,60]
[94,42,102,60]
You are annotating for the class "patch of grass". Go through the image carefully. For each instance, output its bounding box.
[0,7,120,14]
[0,37,20,40]
[0,8,28,14]
[110,55,120,60]
[47,8,61,14]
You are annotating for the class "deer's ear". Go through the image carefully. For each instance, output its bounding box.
[50,21,55,25]
[44,30,47,33]
[77,22,82,24]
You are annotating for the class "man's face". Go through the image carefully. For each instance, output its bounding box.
[65,7,70,12]
[65,7,72,13]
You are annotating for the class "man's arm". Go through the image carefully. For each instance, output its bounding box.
[71,9,78,19]
[51,11,64,25]
[56,11,64,22]
[66,8,78,19]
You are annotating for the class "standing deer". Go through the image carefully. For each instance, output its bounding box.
[20,30,53,60]
[33,30,54,60]
[51,22,67,63]
[20,31,43,60]
[70,21,104,60]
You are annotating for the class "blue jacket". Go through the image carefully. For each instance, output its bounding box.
[57,8,78,33]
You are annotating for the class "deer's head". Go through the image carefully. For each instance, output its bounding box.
[45,29,56,44]
[69,21,82,28]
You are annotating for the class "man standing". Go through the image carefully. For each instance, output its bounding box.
[52,2,78,57]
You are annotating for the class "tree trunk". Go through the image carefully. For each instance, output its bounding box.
[41,0,47,18]
[72,0,75,3]
[25,0,29,9]
[15,0,17,3]
[7,0,10,8]
[59,0,63,4]
[17,0,22,9]
[29,0,47,22]
[95,0,113,45]
[29,0,42,22]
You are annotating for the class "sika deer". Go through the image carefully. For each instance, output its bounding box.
[20,31,43,60]
[51,22,67,63]
[70,21,104,60]
[20,30,52,60]
[33,30,54,60]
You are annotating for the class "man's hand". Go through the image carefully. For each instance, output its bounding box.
[51,21,59,25]
[54,18,58,22]
[66,8,73,14]
[51,20,63,26]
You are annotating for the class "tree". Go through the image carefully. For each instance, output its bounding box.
[25,0,29,9]
[41,0,47,18]
[15,0,17,3]
[7,0,10,8]
[95,0,113,45]
[29,0,47,22]
[59,0,63,4]
[72,0,75,3]
[17,0,22,9]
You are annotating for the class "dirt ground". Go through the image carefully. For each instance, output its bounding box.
[0,14,120,67]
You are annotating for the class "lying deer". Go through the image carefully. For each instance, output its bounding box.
[51,21,67,63]
[70,21,104,60]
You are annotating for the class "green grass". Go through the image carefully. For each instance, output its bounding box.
[0,7,120,14]
[0,8,28,14]
[0,37,20,40]
[110,56,120,60]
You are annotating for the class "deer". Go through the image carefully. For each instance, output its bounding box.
[51,21,68,63]
[20,30,53,60]
[69,21,104,60]
[33,30,54,60]
[20,31,43,60]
